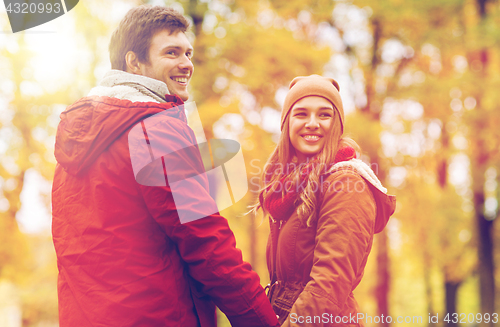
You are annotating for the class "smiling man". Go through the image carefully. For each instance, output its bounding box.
[51,5,279,327]
[123,26,193,101]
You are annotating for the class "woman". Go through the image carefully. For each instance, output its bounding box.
[255,75,396,326]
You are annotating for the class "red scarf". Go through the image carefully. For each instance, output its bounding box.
[263,147,356,222]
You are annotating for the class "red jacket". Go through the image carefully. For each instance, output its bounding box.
[52,94,279,327]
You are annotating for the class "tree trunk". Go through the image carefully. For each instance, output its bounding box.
[470,128,495,327]
[444,281,461,327]
[362,18,381,118]
[474,190,496,327]
[471,1,497,322]
[423,250,435,324]
[436,125,464,324]
[375,229,390,327]
[437,125,449,189]
[188,0,204,37]
[362,18,391,323]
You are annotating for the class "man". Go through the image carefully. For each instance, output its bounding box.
[52,6,279,327]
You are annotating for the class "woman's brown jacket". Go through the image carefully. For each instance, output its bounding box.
[266,161,396,326]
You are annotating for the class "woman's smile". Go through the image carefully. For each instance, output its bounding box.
[301,134,323,142]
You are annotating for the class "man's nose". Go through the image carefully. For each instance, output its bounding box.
[179,55,193,71]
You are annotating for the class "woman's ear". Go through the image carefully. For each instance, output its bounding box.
[125,51,143,74]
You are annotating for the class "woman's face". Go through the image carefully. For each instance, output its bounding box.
[288,96,334,163]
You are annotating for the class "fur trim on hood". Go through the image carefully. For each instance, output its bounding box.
[328,158,396,234]
[88,70,170,103]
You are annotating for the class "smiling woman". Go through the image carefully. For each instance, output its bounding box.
[254,75,396,326]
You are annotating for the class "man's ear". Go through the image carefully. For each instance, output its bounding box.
[125,51,143,74]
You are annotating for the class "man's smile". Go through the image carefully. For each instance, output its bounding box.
[171,75,189,84]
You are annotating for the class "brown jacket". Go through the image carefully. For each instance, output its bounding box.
[267,163,396,326]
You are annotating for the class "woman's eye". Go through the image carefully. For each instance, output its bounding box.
[320,113,332,118]
[294,113,306,117]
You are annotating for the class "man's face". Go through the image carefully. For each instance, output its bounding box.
[139,30,194,101]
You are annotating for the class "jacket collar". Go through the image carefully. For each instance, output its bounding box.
[88,70,171,103]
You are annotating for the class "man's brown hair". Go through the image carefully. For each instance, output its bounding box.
[109,5,190,71]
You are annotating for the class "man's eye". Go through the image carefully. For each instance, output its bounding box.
[167,51,176,55]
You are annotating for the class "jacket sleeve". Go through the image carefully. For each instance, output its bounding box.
[134,118,279,327]
[283,170,376,327]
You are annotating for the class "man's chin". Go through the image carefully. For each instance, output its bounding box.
[178,93,189,101]
[168,87,189,101]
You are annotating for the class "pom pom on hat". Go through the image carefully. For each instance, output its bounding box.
[281,75,344,132]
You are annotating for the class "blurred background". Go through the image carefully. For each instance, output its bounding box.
[1,0,500,326]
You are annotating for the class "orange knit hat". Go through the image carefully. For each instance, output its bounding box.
[281,75,344,132]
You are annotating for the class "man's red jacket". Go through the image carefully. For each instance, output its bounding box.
[52,94,279,327]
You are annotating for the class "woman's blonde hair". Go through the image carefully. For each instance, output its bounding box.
[254,108,359,227]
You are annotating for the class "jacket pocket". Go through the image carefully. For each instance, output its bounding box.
[269,281,305,325]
